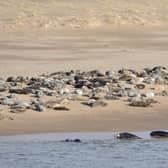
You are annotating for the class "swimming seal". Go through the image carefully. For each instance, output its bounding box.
[150,131,168,138]
[116,132,141,140]
[64,139,82,143]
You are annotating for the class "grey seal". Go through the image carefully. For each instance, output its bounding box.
[115,132,141,140]
[150,131,168,138]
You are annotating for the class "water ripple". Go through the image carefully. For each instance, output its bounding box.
[0,133,168,168]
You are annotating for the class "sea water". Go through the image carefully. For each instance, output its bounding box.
[0,132,168,168]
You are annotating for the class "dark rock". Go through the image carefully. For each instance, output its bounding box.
[116,132,141,140]
[150,131,168,138]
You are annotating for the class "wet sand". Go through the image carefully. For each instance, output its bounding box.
[0,96,168,135]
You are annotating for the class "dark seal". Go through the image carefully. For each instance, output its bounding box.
[150,131,168,138]
[116,132,141,140]
[64,139,82,143]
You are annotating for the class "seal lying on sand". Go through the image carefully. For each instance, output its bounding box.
[115,132,141,140]
[150,131,168,138]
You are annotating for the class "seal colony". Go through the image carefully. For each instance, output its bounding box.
[0,66,168,117]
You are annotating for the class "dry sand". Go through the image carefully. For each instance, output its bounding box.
[1,27,168,77]
[1,0,168,31]
[0,0,168,135]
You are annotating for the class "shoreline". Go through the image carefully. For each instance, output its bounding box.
[0,96,168,136]
[0,129,167,139]
[0,131,165,139]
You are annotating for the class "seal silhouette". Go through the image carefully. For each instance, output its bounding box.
[64,139,82,143]
[115,132,141,140]
[150,131,168,138]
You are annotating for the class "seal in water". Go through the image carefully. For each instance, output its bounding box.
[115,132,141,140]
[150,131,168,138]
[64,139,82,143]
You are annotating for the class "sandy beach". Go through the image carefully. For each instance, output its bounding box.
[0,96,168,135]
[0,0,168,135]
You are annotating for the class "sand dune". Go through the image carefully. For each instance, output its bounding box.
[1,0,168,31]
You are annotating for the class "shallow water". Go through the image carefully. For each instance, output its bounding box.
[0,132,168,168]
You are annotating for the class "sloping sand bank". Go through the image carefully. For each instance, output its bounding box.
[0,97,168,135]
